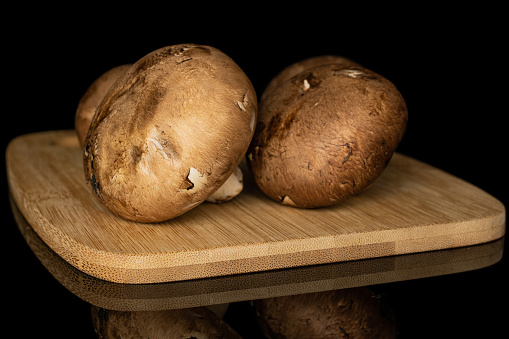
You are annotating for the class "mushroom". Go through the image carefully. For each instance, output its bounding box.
[75,61,244,209]
[75,64,132,148]
[252,288,397,338]
[247,57,407,208]
[91,305,241,338]
[83,44,257,222]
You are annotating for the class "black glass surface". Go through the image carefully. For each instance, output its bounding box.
[4,10,506,338]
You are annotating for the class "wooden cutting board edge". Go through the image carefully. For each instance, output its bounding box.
[6,130,506,284]
[10,196,505,311]
[9,187,505,284]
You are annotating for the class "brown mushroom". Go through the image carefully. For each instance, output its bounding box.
[252,288,397,338]
[247,58,407,208]
[83,44,257,222]
[91,305,241,338]
[75,64,132,148]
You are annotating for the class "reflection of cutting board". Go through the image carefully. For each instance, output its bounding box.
[12,198,505,311]
[6,130,506,284]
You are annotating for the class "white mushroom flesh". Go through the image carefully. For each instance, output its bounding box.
[206,166,243,203]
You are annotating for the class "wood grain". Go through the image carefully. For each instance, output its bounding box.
[6,130,506,284]
[12,197,504,311]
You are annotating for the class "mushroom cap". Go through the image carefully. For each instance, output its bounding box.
[260,55,360,103]
[84,44,257,222]
[75,64,132,148]
[247,63,407,208]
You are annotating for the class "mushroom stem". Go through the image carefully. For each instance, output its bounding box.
[206,166,244,203]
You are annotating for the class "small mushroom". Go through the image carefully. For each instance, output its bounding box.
[252,288,397,338]
[247,57,407,208]
[75,64,132,148]
[91,305,241,338]
[83,44,257,222]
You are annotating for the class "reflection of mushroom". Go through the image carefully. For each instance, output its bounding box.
[75,64,132,148]
[252,288,397,338]
[83,44,257,222]
[247,57,407,208]
[91,305,241,338]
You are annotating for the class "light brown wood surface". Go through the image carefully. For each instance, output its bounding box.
[6,130,506,284]
[12,198,504,311]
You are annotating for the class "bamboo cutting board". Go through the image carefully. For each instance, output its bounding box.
[12,198,504,311]
[6,130,506,284]
[11,199,505,311]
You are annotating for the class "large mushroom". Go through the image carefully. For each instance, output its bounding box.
[83,44,257,222]
[247,56,408,208]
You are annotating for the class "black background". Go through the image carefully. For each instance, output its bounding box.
[3,5,507,338]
